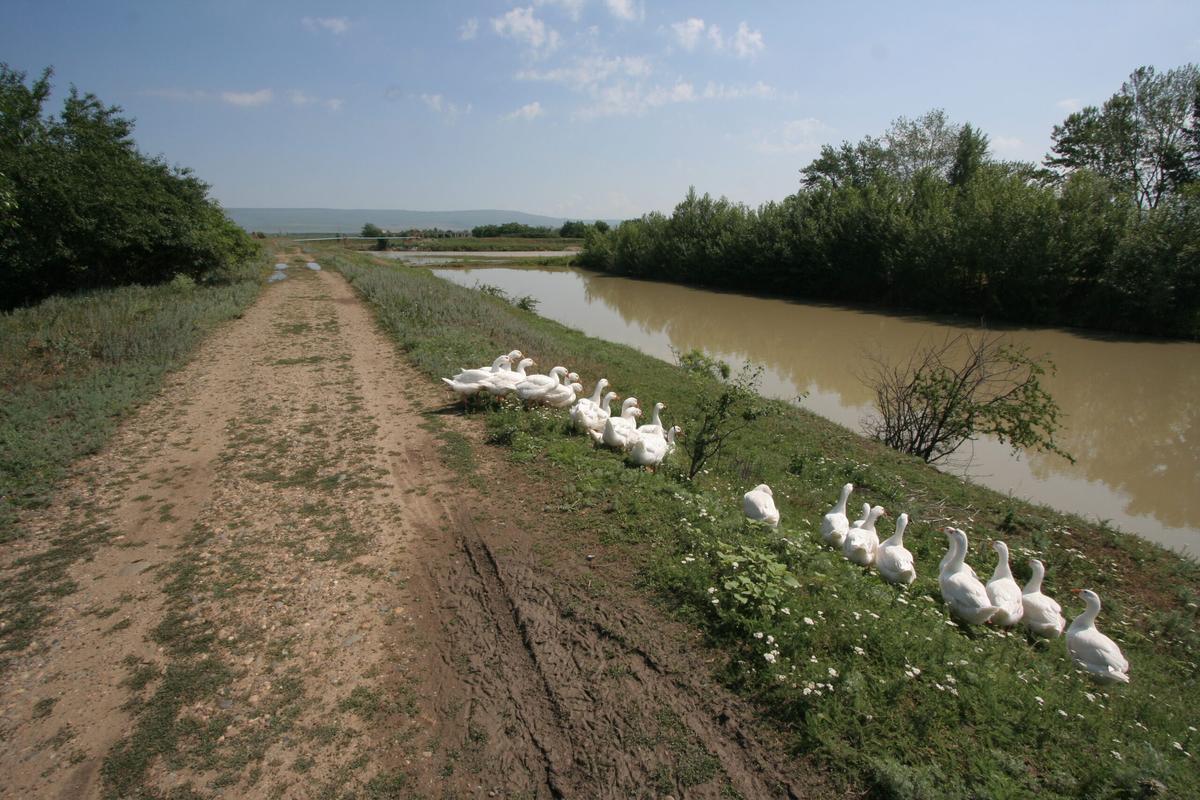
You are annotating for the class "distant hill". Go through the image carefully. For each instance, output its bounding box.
[224,208,612,234]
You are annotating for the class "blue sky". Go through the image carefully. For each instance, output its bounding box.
[3,1,1198,218]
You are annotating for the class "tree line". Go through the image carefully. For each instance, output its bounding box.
[0,65,258,310]
[580,64,1200,339]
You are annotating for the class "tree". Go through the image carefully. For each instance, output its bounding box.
[593,219,610,233]
[948,123,990,188]
[861,333,1072,465]
[1047,64,1200,208]
[361,222,384,237]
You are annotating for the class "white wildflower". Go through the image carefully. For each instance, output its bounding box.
[803,617,816,626]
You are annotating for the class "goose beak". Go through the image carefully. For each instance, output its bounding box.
[1070,588,1082,595]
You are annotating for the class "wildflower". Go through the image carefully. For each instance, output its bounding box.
[868,612,880,620]
[852,611,862,620]
[1057,710,1068,718]
[766,635,775,645]
[1111,751,1123,762]
[711,598,719,605]
[764,651,778,664]
[731,561,739,569]
[828,667,838,678]
[1085,692,1097,703]
[853,646,865,656]
[803,617,816,626]
[780,607,791,615]
[1034,696,1044,706]
[896,596,909,605]
[707,587,717,594]
[753,631,764,639]
[1173,741,1184,751]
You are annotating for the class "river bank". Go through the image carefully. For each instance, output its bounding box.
[333,247,1199,799]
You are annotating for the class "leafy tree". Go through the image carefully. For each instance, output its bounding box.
[593,219,610,233]
[948,124,989,188]
[559,220,588,237]
[361,222,384,237]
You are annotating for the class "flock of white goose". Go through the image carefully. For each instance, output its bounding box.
[746,481,1130,684]
[443,351,682,468]
[445,351,1130,686]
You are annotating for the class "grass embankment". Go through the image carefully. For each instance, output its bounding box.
[392,236,581,252]
[0,260,266,663]
[330,248,1200,800]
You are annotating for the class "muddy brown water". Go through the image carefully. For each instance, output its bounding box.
[431,265,1200,558]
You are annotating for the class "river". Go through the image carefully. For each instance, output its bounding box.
[429,265,1199,557]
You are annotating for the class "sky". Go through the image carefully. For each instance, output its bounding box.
[2,1,1199,219]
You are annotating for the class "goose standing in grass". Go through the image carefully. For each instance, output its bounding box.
[1067,589,1130,683]
[851,502,871,530]
[743,484,781,528]
[544,379,584,409]
[569,379,609,428]
[515,365,569,403]
[443,355,511,400]
[637,402,667,436]
[986,541,1024,627]
[629,425,681,470]
[483,357,534,397]
[574,391,619,438]
[876,512,916,585]
[939,528,1000,624]
[602,398,642,450]
[820,483,853,547]
[843,505,885,566]
[1021,559,1066,639]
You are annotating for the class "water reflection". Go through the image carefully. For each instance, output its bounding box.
[431,266,1199,555]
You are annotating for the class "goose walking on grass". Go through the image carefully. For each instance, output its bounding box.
[483,357,535,397]
[743,484,781,528]
[544,379,584,409]
[569,379,609,428]
[1067,589,1130,683]
[1021,559,1066,639]
[844,505,885,566]
[637,402,667,437]
[821,483,853,547]
[986,541,1024,627]
[443,355,511,400]
[602,398,642,450]
[939,528,1000,625]
[516,365,569,403]
[574,391,619,438]
[876,512,916,585]
[629,425,681,470]
[851,502,871,530]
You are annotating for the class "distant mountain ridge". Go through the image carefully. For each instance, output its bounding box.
[225,207,608,234]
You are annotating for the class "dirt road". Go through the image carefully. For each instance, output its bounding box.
[0,255,820,798]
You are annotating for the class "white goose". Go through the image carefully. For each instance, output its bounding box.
[544,380,583,409]
[820,483,853,547]
[629,425,681,470]
[602,398,642,450]
[843,505,885,566]
[742,484,780,528]
[569,379,609,428]
[483,357,535,397]
[582,393,620,441]
[443,355,511,399]
[939,528,1000,625]
[637,402,667,436]
[876,512,916,585]
[515,366,569,403]
[851,502,871,530]
[1021,559,1066,639]
[986,541,1024,627]
[1067,589,1130,683]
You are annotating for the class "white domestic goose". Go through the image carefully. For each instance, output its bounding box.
[582,393,620,441]
[516,366,569,403]
[569,379,609,427]
[602,398,642,450]
[443,355,511,399]
[843,505,885,566]
[939,528,1000,624]
[1067,589,1129,683]
[629,425,681,470]
[637,402,667,436]
[742,484,780,528]
[876,512,916,585]
[820,483,853,547]
[544,380,583,409]
[986,541,1024,627]
[1021,559,1066,639]
[483,357,535,397]
[851,502,871,530]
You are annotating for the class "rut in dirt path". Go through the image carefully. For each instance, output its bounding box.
[1,258,824,800]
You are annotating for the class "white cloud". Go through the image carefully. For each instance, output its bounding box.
[1056,97,1082,113]
[991,136,1026,154]
[605,0,643,22]
[325,98,344,112]
[517,55,652,89]
[504,101,545,121]
[288,90,315,106]
[492,7,561,57]
[671,18,707,50]
[707,24,724,50]
[733,22,765,58]
[221,89,273,107]
[420,93,471,122]
[301,16,349,35]
[459,18,479,40]
[576,80,697,118]
[756,118,833,154]
[702,81,776,101]
[535,0,586,21]
[142,88,210,102]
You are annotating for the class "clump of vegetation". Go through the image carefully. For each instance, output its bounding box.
[862,332,1071,465]
[580,64,1200,339]
[0,64,258,309]
[471,281,539,313]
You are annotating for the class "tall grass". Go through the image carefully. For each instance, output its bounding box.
[334,250,1200,799]
[0,261,266,540]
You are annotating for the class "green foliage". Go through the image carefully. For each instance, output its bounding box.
[0,63,258,309]
[360,222,384,237]
[581,65,1200,339]
[470,221,558,238]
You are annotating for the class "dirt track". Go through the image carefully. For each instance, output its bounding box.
[0,255,822,798]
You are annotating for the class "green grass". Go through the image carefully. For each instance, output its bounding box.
[0,259,267,541]
[330,248,1200,800]
[389,236,581,252]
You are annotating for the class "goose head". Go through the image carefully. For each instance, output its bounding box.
[601,391,619,410]
[754,484,773,496]
[549,366,568,380]
[506,349,523,361]
[514,357,534,374]
[621,397,640,417]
